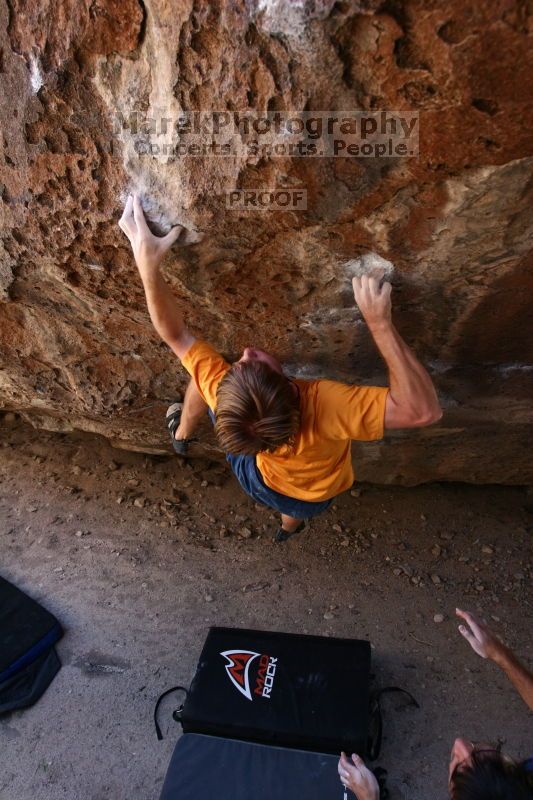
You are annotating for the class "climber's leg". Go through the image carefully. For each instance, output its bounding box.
[174,379,208,440]
[280,513,304,534]
[166,379,208,455]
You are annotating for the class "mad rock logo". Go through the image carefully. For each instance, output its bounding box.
[221,649,278,701]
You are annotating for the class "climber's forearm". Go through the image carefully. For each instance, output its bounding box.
[119,194,193,357]
[369,321,441,425]
[140,266,189,347]
[352,273,441,428]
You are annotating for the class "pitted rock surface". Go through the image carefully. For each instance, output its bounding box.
[1,0,532,484]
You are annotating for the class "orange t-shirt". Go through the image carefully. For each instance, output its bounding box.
[181,339,389,502]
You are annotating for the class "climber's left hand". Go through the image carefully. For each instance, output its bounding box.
[352,268,392,331]
[119,193,182,273]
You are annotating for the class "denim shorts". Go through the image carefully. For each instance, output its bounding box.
[208,409,333,519]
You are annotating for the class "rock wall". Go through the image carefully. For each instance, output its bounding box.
[1,0,532,484]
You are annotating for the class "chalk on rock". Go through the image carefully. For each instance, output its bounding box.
[343,252,395,278]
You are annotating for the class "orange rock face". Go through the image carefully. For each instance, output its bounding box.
[0,0,532,484]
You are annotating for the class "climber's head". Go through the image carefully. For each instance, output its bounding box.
[214,348,300,455]
[238,347,284,375]
[448,738,533,799]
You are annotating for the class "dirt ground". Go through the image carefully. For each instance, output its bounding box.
[0,413,531,800]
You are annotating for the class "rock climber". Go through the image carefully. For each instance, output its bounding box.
[119,193,442,541]
[337,610,533,800]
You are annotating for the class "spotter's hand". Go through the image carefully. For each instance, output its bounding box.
[118,193,182,273]
[338,752,380,800]
[456,608,507,662]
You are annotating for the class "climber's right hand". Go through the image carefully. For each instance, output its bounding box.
[119,193,182,273]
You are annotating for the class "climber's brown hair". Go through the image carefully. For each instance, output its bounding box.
[214,361,300,456]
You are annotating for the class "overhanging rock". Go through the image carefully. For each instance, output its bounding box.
[1,0,532,485]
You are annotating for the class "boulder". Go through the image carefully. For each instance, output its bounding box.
[0,0,531,484]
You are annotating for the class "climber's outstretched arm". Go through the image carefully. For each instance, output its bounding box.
[119,194,195,359]
[353,271,442,430]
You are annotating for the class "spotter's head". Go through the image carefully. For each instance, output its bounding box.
[448,739,533,799]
